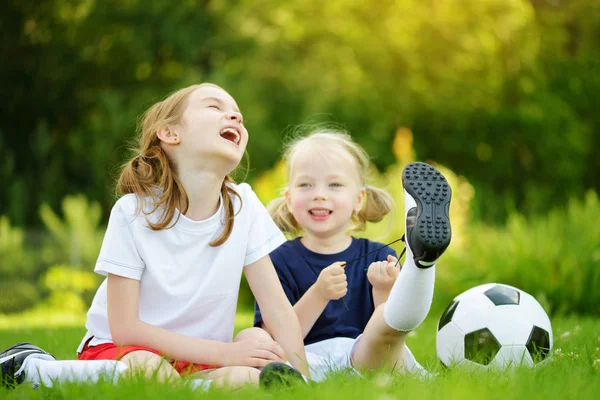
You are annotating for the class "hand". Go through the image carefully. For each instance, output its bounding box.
[367,255,400,292]
[225,338,286,368]
[314,261,347,301]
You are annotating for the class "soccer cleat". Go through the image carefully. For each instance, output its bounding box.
[0,342,55,388]
[402,162,452,268]
[259,362,306,390]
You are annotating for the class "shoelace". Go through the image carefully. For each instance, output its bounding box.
[341,235,406,272]
[336,235,407,311]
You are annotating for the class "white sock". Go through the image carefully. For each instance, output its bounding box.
[22,356,128,388]
[383,190,436,331]
[188,378,212,391]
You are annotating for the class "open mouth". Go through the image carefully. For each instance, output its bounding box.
[220,127,241,145]
[309,209,332,216]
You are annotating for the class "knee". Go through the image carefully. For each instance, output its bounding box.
[214,366,260,388]
[120,351,179,382]
[234,327,273,342]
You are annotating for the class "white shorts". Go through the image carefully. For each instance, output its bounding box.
[303,336,429,382]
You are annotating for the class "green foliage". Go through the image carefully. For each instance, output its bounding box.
[0,280,39,314]
[216,0,600,222]
[39,195,105,268]
[0,216,36,279]
[1,316,599,399]
[1,0,599,226]
[41,264,102,310]
[439,191,600,315]
[0,216,43,313]
[0,263,101,316]
[0,195,105,315]
[42,264,99,292]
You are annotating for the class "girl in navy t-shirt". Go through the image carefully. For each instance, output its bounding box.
[255,129,452,381]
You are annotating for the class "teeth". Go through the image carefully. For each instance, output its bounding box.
[310,209,330,215]
[220,128,240,144]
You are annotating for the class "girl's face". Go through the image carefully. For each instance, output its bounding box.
[168,85,247,173]
[286,146,365,240]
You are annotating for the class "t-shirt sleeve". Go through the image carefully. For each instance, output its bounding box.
[94,197,145,280]
[241,184,287,266]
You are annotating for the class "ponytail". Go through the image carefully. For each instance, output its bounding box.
[117,144,187,230]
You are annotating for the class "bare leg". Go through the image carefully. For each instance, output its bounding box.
[190,366,260,389]
[233,327,275,343]
[119,350,179,383]
[353,163,453,374]
[186,328,272,389]
[351,304,409,373]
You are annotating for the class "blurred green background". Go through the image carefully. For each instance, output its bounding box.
[1,0,599,328]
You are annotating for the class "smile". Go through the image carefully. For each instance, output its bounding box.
[219,127,241,145]
[309,209,331,215]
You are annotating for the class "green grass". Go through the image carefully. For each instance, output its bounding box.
[1,313,599,399]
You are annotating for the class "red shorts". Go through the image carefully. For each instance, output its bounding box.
[78,339,217,376]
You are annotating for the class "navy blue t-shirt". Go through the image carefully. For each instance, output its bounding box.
[254,237,397,345]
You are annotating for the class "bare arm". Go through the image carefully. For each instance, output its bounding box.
[107,273,283,367]
[290,285,330,338]
[246,256,310,377]
[289,261,348,338]
[372,286,391,309]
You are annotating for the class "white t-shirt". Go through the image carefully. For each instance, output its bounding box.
[77,182,286,353]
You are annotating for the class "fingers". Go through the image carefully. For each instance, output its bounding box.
[386,262,400,278]
[330,274,347,284]
[253,349,283,363]
[371,261,386,273]
[254,340,285,360]
[265,340,286,361]
[367,261,381,272]
[249,340,285,364]
[249,358,276,368]
[328,263,346,275]
[329,280,348,299]
[387,254,398,264]
[331,286,348,300]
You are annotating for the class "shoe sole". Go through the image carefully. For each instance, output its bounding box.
[402,162,452,265]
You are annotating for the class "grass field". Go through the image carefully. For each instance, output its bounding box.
[1,312,599,399]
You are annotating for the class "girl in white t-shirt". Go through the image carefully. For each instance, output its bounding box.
[0,83,307,390]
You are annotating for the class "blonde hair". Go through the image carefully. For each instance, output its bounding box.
[117,83,242,246]
[268,129,394,236]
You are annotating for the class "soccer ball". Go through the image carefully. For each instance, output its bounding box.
[436,283,553,370]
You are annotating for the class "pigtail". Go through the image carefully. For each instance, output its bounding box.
[267,195,301,236]
[353,185,394,231]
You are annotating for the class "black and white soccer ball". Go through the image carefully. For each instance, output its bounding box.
[436,283,553,370]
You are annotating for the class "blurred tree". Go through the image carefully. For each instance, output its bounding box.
[213,0,599,221]
[0,0,598,226]
[1,0,216,225]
